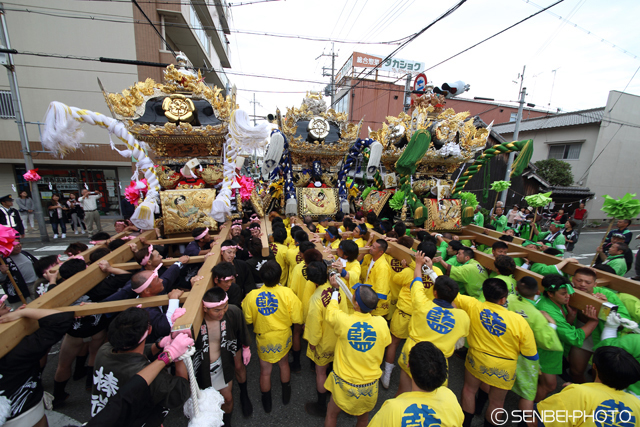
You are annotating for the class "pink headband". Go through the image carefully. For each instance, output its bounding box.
[138,328,149,344]
[140,245,153,266]
[115,221,125,226]
[203,295,229,308]
[195,228,209,240]
[250,214,260,223]
[231,224,242,230]
[221,245,240,251]
[233,220,242,225]
[68,255,85,261]
[134,264,161,294]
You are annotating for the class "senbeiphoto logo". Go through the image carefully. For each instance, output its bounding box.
[490,407,636,426]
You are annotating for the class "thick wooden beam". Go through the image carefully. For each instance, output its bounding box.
[465,224,526,245]
[369,231,414,264]
[0,230,156,359]
[170,221,232,340]
[463,226,640,298]
[78,230,130,262]
[260,217,270,257]
[146,236,195,245]
[56,293,191,316]
[111,256,207,271]
[507,252,528,258]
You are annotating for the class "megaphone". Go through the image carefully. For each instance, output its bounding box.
[434,81,470,99]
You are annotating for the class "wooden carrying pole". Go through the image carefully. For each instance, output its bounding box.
[368,229,606,312]
[170,221,232,340]
[462,225,640,298]
[0,230,156,359]
[0,258,26,304]
[590,218,615,266]
[529,207,538,240]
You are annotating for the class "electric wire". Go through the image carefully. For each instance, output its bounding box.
[0,5,405,45]
[424,0,565,72]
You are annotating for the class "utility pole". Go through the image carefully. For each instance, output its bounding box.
[403,73,412,112]
[0,5,49,242]
[318,43,337,106]
[250,93,261,126]
[500,65,526,205]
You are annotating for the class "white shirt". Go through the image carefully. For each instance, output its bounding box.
[79,194,100,211]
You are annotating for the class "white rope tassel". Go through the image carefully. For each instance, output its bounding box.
[179,346,225,427]
[262,132,284,178]
[40,101,160,229]
[366,141,382,175]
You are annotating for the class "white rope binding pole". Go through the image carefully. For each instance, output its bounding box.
[177,346,201,418]
[177,346,225,427]
[41,101,160,229]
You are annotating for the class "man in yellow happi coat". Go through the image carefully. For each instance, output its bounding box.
[242,260,303,413]
[324,276,391,427]
[369,342,464,427]
[454,277,538,427]
[359,239,391,316]
[302,261,349,417]
[397,252,470,395]
[269,227,290,287]
[382,240,442,389]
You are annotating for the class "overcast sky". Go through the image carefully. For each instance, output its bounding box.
[228,0,640,122]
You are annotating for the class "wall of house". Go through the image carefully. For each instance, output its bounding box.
[498,123,601,188]
[346,79,405,138]
[585,91,640,220]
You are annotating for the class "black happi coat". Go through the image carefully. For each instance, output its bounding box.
[0,312,73,420]
[1,251,37,303]
[193,305,251,388]
[91,343,190,427]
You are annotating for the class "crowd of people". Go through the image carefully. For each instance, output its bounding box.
[0,207,640,427]
[0,190,105,239]
[478,201,639,279]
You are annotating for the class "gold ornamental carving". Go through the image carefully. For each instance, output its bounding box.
[162,94,195,123]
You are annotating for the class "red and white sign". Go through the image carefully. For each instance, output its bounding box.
[413,73,427,97]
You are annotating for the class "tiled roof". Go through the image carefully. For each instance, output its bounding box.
[546,186,595,196]
[493,107,604,134]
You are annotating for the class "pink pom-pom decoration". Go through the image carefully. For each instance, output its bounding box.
[125,179,148,207]
[23,168,41,182]
[0,225,19,257]
[237,175,255,202]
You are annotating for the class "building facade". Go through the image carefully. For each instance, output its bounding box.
[0,1,231,215]
[493,91,640,221]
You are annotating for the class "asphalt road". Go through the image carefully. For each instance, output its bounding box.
[17,225,640,426]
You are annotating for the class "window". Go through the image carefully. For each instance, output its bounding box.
[189,5,211,58]
[509,112,518,122]
[0,91,15,119]
[334,94,349,114]
[548,144,581,160]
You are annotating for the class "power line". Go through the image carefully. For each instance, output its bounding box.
[77,0,281,7]
[424,0,565,72]
[521,0,640,61]
[131,0,176,57]
[358,0,405,43]
[0,48,332,85]
[1,5,405,45]
[608,65,640,113]
[347,0,469,98]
